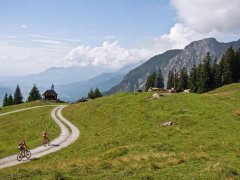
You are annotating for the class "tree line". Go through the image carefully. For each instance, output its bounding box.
[87,88,103,99]
[3,84,41,106]
[145,69,164,91]
[145,47,240,93]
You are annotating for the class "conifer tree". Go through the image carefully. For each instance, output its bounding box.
[93,88,103,98]
[202,52,212,92]
[8,94,13,106]
[178,67,188,90]
[222,47,235,84]
[196,63,205,93]
[14,85,23,104]
[3,93,8,107]
[211,57,224,89]
[174,71,179,89]
[155,68,164,88]
[145,72,156,91]
[27,84,41,102]
[189,65,198,93]
[167,70,174,89]
[234,48,240,82]
[88,88,94,99]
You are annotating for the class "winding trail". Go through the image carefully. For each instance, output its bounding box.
[0,105,80,169]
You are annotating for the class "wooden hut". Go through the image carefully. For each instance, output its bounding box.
[43,84,58,101]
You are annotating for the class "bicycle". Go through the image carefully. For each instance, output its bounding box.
[17,149,31,162]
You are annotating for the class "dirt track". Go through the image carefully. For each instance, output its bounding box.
[0,105,80,169]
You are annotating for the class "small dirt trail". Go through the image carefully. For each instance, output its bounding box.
[0,105,80,169]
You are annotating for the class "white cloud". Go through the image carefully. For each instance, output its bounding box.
[149,0,240,52]
[0,41,72,75]
[21,25,28,29]
[65,41,153,68]
[152,23,205,50]
[170,0,240,33]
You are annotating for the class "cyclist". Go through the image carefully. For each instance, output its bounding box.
[42,130,50,146]
[18,140,28,154]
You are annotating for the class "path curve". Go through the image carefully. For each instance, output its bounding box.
[0,105,80,169]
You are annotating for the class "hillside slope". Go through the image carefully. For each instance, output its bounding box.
[107,49,182,93]
[0,102,61,158]
[1,83,240,179]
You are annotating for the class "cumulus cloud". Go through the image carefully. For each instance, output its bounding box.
[171,0,240,33]
[149,0,240,53]
[152,23,205,50]
[65,41,153,68]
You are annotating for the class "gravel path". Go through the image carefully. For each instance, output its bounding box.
[0,105,80,169]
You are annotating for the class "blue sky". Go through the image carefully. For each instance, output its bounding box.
[0,0,175,46]
[0,0,240,75]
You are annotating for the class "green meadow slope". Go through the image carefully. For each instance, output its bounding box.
[0,102,61,158]
[1,84,240,179]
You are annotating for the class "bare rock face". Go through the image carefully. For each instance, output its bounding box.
[163,38,240,84]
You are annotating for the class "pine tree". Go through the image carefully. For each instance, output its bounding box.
[88,89,94,99]
[222,47,235,84]
[196,63,205,93]
[155,68,164,88]
[174,71,179,89]
[14,85,23,104]
[3,93,8,107]
[178,67,188,90]
[145,72,156,91]
[189,65,198,93]
[8,94,13,106]
[234,48,240,82]
[202,53,212,92]
[27,84,41,102]
[211,59,222,89]
[167,70,174,89]
[93,88,103,99]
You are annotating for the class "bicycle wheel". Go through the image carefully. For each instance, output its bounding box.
[17,153,23,162]
[25,150,31,159]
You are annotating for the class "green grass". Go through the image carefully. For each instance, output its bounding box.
[0,100,58,113]
[0,103,61,158]
[1,83,240,179]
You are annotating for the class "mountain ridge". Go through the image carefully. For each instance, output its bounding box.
[107,38,240,93]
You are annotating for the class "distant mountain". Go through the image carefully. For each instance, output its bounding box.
[106,49,182,93]
[163,38,240,76]
[0,66,117,102]
[55,63,140,102]
[107,38,240,94]
[0,66,115,88]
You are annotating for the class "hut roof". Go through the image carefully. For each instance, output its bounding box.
[43,89,58,96]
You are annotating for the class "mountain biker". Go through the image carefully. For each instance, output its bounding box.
[42,130,50,145]
[18,140,28,154]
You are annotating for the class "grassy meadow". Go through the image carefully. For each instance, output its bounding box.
[0,84,240,179]
[0,103,61,158]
